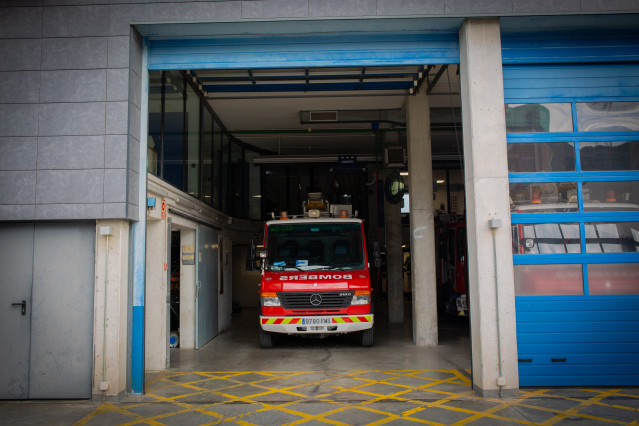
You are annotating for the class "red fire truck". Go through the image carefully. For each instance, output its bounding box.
[435,216,469,316]
[257,196,374,348]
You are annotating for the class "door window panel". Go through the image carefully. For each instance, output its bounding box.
[585,222,639,253]
[580,141,639,171]
[506,103,573,132]
[512,223,581,254]
[582,181,639,212]
[514,264,583,296]
[508,142,575,172]
[510,182,578,212]
[577,102,639,132]
[588,263,639,295]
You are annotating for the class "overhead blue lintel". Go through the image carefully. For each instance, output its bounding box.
[148,31,460,70]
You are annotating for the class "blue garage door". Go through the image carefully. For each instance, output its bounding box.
[504,62,639,386]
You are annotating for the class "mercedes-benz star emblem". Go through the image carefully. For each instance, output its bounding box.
[309,294,322,306]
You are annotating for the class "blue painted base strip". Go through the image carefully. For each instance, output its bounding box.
[132,305,145,394]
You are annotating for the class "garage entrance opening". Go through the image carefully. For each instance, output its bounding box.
[146,62,469,364]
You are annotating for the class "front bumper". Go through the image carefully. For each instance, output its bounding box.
[260,314,373,335]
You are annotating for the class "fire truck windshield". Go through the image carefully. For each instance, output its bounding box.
[265,222,365,271]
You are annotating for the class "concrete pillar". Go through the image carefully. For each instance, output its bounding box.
[93,220,130,400]
[384,193,404,323]
[406,90,438,346]
[145,216,168,371]
[459,18,519,397]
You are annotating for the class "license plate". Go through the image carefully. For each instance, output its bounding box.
[302,317,332,325]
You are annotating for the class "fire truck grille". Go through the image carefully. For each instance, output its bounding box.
[278,291,353,309]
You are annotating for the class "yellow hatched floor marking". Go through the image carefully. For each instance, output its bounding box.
[535,388,634,426]
[74,370,639,426]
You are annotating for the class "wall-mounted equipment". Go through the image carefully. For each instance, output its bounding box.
[384,147,407,168]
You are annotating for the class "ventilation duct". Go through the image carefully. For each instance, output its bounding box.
[308,111,338,122]
[384,146,407,168]
[300,109,405,126]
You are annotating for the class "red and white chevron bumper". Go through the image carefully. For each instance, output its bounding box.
[260,315,373,334]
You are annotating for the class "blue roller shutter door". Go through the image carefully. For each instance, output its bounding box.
[505,62,639,386]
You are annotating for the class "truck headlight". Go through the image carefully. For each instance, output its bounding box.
[261,292,281,307]
[351,290,370,305]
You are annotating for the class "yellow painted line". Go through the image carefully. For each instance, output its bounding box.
[535,388,631,426]
[76,370,639,426]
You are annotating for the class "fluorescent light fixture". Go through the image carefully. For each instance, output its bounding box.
[400,172,409,176]
[436,180,445,184]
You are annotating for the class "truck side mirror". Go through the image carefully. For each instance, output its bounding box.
[246,241,258,271]
[372,241,382,268]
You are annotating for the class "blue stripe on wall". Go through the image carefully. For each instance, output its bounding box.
[131,305,145,394]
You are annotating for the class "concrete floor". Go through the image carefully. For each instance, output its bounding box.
[3,306,639,425]
[168,307,472,374]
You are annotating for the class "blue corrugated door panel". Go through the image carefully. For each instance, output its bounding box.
[516,297,639,387]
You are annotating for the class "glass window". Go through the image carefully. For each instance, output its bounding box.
[510,182,578,212]
[582,181,639,212]
[288,165,310,216]
[220,134,230,212]
[163,71,185,191]
[577,102,639,132]
[246,150,262,220]
[147,71,163,176]
[507,142,575,172]
[185,82,200,198]
[265,222,365,271]
[580,141,639,171]
[264,166,287,217]
[512,223,580,254]
[588,263,639,295]
[201,106,214,206]
[514,264,583,296]
[230,141,244,217]
[585,222,639,253]
[211,123,221,209]
[505,103,573,133]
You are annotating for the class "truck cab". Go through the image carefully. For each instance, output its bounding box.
[258,212,374,348]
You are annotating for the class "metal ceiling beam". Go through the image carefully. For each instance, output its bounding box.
[201,81,413,93]
[426,65,449,94]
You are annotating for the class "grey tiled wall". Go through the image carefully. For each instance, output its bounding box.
[0,0,637,221]
[0,3,143,220]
